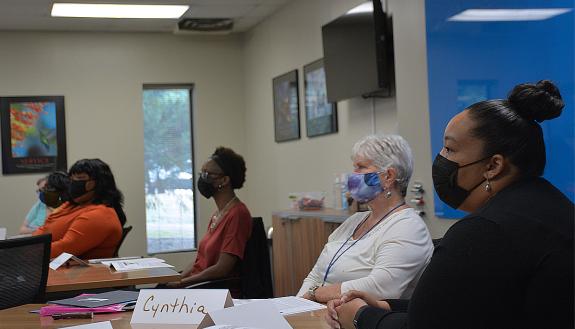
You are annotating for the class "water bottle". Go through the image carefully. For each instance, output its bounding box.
[340,173,349,210]
[333,175,342,209]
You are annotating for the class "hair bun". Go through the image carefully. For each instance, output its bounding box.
[507,80,564,122]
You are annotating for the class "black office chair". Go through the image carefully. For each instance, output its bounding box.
[186,217,274,299]
[0,234,51,310]
[113,225,133,257]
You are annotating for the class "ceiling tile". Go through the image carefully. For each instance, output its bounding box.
[0,0,295,33]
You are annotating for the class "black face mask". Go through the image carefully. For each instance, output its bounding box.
[197,176,216,199]
[39,190,65,208]
[69,180,90,200]
[432,154,490,209]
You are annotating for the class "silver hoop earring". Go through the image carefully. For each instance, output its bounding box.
[385,190,392,199]
[484,179,492,192]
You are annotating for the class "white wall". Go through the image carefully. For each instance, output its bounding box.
[0,0,454,272]
[0,32,247,269]
[241,0,454,237]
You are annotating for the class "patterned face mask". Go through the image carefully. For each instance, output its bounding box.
[347,172,384,203]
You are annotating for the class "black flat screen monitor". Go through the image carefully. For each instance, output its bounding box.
[322,0,394,102]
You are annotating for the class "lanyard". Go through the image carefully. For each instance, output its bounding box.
[322,202,406,285]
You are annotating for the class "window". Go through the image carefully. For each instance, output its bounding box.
[143,85,196,254]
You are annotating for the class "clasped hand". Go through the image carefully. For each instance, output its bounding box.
[325,290,391,329]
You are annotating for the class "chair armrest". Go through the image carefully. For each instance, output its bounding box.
[185,277,241,290]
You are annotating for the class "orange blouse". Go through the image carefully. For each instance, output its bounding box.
[33,202,122,259]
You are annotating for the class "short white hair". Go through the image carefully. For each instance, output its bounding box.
[351,134,414,196]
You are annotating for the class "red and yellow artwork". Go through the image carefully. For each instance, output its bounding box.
[9,102,57,158]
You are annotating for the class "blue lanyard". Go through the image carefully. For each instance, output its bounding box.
[322,202,405,285]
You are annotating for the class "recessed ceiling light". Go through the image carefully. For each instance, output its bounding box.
[448,8,572,22]
[51,3,189,19]
[347,2,373,15]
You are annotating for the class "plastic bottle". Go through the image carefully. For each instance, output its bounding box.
[340,173,349,210]
[333,175,342,209]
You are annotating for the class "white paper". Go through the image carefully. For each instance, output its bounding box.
[88,256,142,264]
[107,258,174,272]
[49,252,90,270]
[0,227,6,240]
[203,300,292,329]
[231,299,263,307]
[101,257,166,266]
[272,296,326,315]
[49,252,73,270]
[233,296,325,316]
[131,289,232,325]
[61,321,113,329]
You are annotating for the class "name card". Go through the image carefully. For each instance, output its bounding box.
[49,252,90,270]
[198,300,293,329]
[131,289,233,325]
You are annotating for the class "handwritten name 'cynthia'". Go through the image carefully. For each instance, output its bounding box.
[143,295,208,318]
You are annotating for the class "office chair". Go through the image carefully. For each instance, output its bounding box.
[0,234,51,310]
[113,225,133,257]
[186,217,274,299]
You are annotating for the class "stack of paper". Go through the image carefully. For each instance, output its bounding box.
[49,290,140,308]
[232,296,325,316]
[88,256,142,264]
[105,257,174,272]
[199,300,293,329]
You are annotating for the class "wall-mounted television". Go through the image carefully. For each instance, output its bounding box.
[322,0,394,103]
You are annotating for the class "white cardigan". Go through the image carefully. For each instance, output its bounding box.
[296,208,433,299]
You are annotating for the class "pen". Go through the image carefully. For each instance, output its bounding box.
[52,312,94,320]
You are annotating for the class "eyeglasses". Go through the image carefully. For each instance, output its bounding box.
[200,171,225,180]
[38,186,58,193]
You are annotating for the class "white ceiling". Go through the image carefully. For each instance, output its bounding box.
[0,0,293,33]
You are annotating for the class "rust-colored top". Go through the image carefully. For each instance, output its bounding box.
[34,202,122,259]
[192,202,252,275]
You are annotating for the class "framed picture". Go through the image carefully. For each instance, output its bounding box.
[304,59,337,137]
[0,96,67,175]
[273,70,300,142]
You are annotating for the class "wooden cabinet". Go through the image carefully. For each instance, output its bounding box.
[272,209,350,297]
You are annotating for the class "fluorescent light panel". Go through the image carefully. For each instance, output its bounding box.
[448,8,572,22]
[347,2,373,15]
[51,3,189,19]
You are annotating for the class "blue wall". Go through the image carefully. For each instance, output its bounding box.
[426,0,574,218]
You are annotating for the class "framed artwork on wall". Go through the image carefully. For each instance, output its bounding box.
[304,59,337,137]
[273,70,300,142]
[0,96,67,175]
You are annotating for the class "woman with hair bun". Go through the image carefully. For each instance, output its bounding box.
[166,147,252,295]
[327,80,574,329]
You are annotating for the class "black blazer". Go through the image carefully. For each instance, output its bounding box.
[356,177,574,329]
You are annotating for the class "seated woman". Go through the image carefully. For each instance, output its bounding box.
[34,159,126,259]
[166,147,252,294]
[20,172,70,235]
[19,177,48,234]
[297,134,433,303]
[38,171,71,210]
[327,80,574,329]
